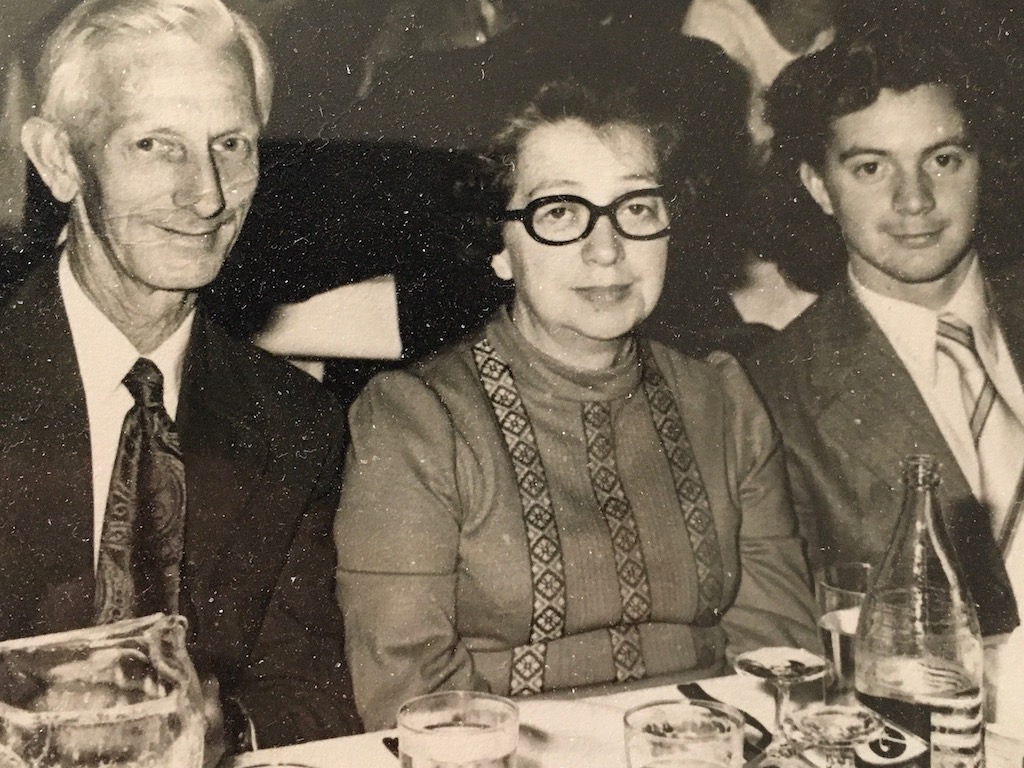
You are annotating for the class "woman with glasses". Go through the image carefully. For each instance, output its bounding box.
[335,80,819,730]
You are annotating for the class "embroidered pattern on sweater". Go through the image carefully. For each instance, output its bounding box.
[608,624,646,682]
[473,338,566,695]
[473,337,726,692]
[583,400,651,681]
[640,344,724,625]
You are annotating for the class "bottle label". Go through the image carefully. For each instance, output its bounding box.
[853,716,928,767]
[855,689,983,768]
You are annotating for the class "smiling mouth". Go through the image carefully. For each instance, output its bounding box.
[156,216,235,238]
[159,226,222,238]
[574,285,632,304]
[889,229,944,248]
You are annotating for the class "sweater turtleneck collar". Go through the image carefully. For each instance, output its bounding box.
[485,306,641,402]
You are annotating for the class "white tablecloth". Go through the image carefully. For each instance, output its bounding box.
[227,675,1023,768]
[227,676,769,768]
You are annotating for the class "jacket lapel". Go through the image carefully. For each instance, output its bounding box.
[177,315,269,598]
[989,263,1024,377]
[986,263,1024,552]
[807,285,971,499]
[0,265,94,635]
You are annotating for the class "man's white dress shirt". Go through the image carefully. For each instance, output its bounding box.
[851,253,1024,729]
[58,254,193,569]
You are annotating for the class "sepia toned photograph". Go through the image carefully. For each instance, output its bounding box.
[0,0,1021,765]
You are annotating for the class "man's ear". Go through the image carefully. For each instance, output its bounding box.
[799,161,834,217]
[21,116,80,204]
[490,249,514,282]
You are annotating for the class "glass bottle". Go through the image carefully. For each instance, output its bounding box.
[854,455,984,768]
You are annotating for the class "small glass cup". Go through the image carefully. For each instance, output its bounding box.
[817,563,872,701]
[624,699,745,768]
[397,691,518,768]
[784,701,883,768]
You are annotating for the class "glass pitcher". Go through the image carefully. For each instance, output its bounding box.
[0,613,204,768]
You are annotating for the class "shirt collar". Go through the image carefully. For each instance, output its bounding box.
[58,252,195,418]
[850,252,992,386]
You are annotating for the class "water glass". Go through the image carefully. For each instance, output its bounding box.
[397,691,518,768]
[817,562,872,700]
[624,699,745,768]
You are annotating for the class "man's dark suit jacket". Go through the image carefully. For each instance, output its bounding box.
[0,264,362,745]
[744,261,1022,637]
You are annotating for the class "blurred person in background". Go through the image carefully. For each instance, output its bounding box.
[681,0,835,341]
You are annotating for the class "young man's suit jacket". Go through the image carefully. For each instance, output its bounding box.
[744,261,1023,637]
[0,264,362,745]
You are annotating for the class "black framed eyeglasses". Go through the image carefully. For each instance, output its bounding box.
[497,187,671,246]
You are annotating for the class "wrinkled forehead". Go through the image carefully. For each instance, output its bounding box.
[93,30,253,96]
[71,31,258,140]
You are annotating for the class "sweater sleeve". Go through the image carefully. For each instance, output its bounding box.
[709,352,822,660]
[334,370,490,730]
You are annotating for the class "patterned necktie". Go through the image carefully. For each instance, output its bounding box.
[936,313,1024,531]
[95,358,186,624]
[937,316,997,444]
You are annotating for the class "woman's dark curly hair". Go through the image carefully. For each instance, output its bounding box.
[759,5,1024,290]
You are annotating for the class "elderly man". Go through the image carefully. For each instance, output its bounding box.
[3,0,361,760]
[745,15,1023,732]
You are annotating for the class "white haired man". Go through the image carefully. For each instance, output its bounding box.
[2,0,361,762]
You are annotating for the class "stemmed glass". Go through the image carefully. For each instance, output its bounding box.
[734,647,831,764]
[785,702,884,768]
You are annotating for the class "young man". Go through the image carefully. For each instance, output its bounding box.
[3,0,360,760]
[745,19,1023,730]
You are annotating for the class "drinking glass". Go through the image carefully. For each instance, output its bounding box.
[817,562,872,701]
[397,691,518,768]
[784,702,883,768]
[734,647,831,763]
[624,699,745,768]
